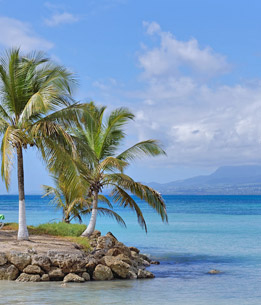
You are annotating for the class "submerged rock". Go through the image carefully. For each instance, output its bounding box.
[16,273,41,282]
[208,269,221,274]
[63,273,85,283]
[137,269,155,279]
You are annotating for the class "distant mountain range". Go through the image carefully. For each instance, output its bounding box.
[147,165,261,195]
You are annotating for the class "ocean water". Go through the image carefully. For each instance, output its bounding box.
[0,195,261,305]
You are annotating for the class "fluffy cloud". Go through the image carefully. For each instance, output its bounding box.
[139,22,230,79]
[44,12,79,27]
[0,16,53,52]
[125,23,261,168]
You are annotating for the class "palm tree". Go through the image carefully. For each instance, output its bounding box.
[42,176,126,226]
[0,48,82,240]
[69,103,168,236]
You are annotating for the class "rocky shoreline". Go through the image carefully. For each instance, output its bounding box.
[0,231,159,282]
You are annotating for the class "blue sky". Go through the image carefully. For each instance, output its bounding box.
[1,0,261,194]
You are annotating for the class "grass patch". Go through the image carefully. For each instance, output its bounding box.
[64,236,91,251]
[28,222,87,237]
[3,223,18,230]
[3,222,91,251]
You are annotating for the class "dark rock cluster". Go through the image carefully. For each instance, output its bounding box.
[0,231,159,282]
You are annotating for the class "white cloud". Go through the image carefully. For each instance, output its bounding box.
[124,23,261,168]
[0,16,53,52]
[44,12,79,27]
[139,22,230,79]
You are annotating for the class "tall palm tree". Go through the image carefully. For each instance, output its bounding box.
[0,48,81,240]
[70,103,168,236]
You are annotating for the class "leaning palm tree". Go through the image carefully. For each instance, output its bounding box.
[70,103,168,236]
[42,175,126,226]
[0,48,82,240]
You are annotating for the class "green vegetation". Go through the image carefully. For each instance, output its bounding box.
[0,48,168,239]
[0,48,86,240]
[30,222,86,237]
[3,222,90,251]
[55,103,168,236]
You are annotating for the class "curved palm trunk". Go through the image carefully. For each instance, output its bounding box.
[81,191,98,237]
[17,145,29,240]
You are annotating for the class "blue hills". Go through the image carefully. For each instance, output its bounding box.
[148,165,261,195]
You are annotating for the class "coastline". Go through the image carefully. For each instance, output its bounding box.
[0,230,157,282]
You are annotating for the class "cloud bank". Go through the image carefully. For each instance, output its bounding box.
[0,16,53,52]
[127,22,261,168]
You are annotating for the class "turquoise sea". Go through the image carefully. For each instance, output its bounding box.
[0,195,261,305]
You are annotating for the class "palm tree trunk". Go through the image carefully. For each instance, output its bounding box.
[17,145,29,240]
[81,191,98,237]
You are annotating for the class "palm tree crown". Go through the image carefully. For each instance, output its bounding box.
[71,103,168,236]
[0,48,81,239]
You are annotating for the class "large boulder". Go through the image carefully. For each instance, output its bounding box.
[0,253,7,266]
[93,264,113,281]
[48,267,64,280]
[41,274,50,281]
[16,273,41,282]
[47,252,87,273]
[0,264,19,280]
[32,255,51,272]
[23,265,42,274]
[63,273,85,283]
[7,252,31,271]
[81,272,90,281]
[96,233,117,250]
[103,256,130,279]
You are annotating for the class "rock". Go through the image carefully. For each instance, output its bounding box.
[139,253,151,262]
[208,269,221,274]
[63,273,85,283]
[16,273,41,282]
[32,255,51,272]
[86,258,98,276]
[0,253,7,266]
[89,230,101,239]
[41,274,50,281]
[7,252,31,271]
[23,265,42,274]
[91,249,107,260]
[82,272,90,281]
[0,264,19,280]
[137,269,155,279]
[48,252,87,273]
[116,243,132,257]
[93,264,113,281]
[115,254,132,266]
[96,234,116,250]
[151,260,160,265]
[142,260,151,267]
[27,248,37,254]
[129,247,140,254]
[106,248,122,257]
[48,267,64,280]
[104,256,130,279]
[127,270,138,279]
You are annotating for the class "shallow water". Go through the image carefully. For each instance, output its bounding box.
[0,195,261,305]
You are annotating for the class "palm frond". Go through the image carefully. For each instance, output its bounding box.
[117,139,166,161]
[110,185,147,231]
